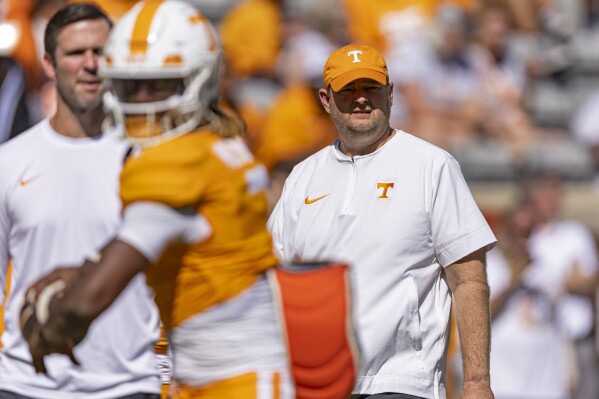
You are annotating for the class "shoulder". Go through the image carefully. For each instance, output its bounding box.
[394,130,453,161]
[0,121,46,169]
[120,131,241,208]
[0,121,45,155]
[386,131,457,176]
[274,145,332,201]
[0,122,47,193]
[124,131,216,173]
[287,145,332,180]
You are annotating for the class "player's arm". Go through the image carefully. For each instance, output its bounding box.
[444,247,493,399]
[21,201,211,373]
[49,241,147,342]
[20,240,149,373]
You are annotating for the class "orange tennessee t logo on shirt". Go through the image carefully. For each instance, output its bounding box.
[377,182,394,199]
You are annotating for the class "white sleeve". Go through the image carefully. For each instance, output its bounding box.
[118,202,212,262]
[430,156,497,267]
[267,191,287,262]
[266,176,290,262]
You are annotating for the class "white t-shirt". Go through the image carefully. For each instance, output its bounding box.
[487,248,571,399]
[268,130,496,399]
[0,120,161,399]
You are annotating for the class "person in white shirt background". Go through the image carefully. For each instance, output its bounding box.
[268,43,496,399]
[0,3,161,399]
[524,173,599,399]
[486,200,576,399]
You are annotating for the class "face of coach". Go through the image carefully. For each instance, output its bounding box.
[318,44,395,158]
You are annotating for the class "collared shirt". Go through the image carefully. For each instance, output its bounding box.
[268,129,496,398]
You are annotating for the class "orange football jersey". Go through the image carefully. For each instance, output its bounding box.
[120,129,278,330]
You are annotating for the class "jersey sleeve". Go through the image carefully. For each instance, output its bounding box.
[118,202,212,262]
[430,155,497,267]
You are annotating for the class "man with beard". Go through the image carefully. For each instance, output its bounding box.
[268,44,496,399]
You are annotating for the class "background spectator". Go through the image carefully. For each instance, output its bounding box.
[0,56,30,144]
[487,202,576,399]
[524,173,599,399]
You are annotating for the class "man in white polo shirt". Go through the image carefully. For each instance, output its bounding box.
[268,44,497,399]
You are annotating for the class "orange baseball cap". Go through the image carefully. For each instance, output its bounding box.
[323,44,388,91]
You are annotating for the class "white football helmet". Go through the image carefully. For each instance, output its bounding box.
[100,0,221,146]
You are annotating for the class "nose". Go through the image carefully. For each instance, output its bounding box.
[351,85,371,101]
[354,89,369,104]
[82,50,99,72]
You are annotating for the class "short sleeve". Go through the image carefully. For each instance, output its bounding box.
[430,156,496,267]
[267,193,287,262]
[267,163,304,263]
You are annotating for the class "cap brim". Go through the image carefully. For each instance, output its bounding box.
[329,69,387,91]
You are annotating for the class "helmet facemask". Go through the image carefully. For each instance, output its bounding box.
[99,0,222,147]
[103,53,220,147]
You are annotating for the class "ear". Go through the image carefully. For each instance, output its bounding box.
[388,82,394,107]
[318,88,331,114]
[42,53,56,80]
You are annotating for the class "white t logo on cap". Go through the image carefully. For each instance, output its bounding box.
[347,50,363,63]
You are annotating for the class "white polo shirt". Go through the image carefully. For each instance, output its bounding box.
[0,119,161,399]
[268,130,496,399]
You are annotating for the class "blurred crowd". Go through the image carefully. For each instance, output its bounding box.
[3,0,599,182]
[2,1,599,398]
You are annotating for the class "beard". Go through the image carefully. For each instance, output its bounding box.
[56,81,104,114]
[329,105,391,139]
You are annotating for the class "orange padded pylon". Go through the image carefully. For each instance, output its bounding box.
[269,263,360,399]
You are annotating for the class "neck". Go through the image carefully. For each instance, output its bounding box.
[50,103,104,139]
[339,127,394,157]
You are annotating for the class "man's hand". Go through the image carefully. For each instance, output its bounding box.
[20,267,81,373]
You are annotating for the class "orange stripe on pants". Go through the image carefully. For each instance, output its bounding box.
[174,371,282,399]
